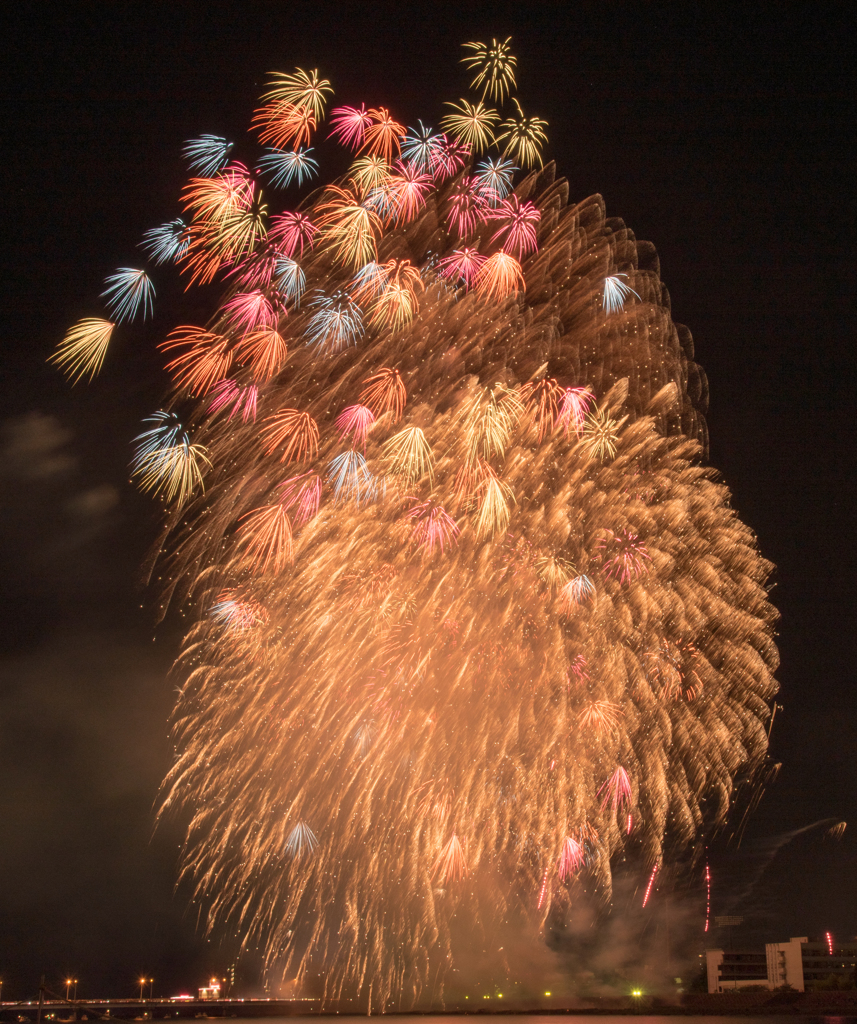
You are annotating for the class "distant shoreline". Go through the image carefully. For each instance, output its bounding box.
[5,991,857,1019]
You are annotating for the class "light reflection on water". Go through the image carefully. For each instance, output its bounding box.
[208,1017,857,1024]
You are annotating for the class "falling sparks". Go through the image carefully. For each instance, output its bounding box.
[705,861,711,932]
[642,863,658,907]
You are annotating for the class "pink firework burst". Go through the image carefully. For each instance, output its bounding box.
[220,290,278,333]
[487,195,541,258]
[598,528,652,584]
[278,471,322,526]
[558,836,585,880]
[430,134,470,182]
[566,654,590,686]
[557,386,595,436]
[329,104,372,151]
[225,248,279,290]
[404,498,460,555]
[335,404,377,451]
[269,211,316,257]
[598,766,632,811]
[208,379,259,422]
[445,177,490,236]
[438,247,486,289]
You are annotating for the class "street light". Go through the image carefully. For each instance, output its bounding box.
[139,978,147,1002]
[65,979,78,1002]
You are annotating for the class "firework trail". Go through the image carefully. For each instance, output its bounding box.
[52,41,778,1009]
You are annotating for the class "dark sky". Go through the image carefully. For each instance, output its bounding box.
[1,0,855,1001]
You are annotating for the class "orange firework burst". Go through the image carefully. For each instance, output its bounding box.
[360,367,407,421]
[261,409,320,462]
[475,249,525,300]
[432,833,468,884]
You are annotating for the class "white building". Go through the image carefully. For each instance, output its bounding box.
[766,936,857,992]
[706,936,857,993]
[706,949,769,992]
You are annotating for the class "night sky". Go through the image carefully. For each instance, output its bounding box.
[1,1,855,1001]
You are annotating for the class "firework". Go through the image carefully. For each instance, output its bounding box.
[261,69,333,120]
[100,268,155,322]
[238,501,294,573]
[461,37,517,103]
[305,290,365,351]
[329,105,372,151]
[558,836,585,880]
[401,121,443,174]
[404,498,460,555]
[236,327,288,382]
[269,210,316,257]
[141,218,189,265]
[285,820,319,859]
[440,99,499,153]
[446,176,491,236]
[496,99,549,168]
[335,404,376,451]
[475,249,525,300]
[160,327,232,396]
[208,379,258,422]
[361,108,406,164]
[130,412,209,505]
[53,40,778,1013]
[705,862,711,932]
[49,318,115,383]
[603,273,640,313]
[487,195,541,257]
[474,156,517,202]
[257,146,319,188]
[273,258,306,306]
[183,135,234,176]
[439,247,485,289]
[432,833,468,883]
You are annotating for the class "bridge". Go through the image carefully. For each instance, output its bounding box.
[0,999,322,1021]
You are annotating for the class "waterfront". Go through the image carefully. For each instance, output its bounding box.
[6,1016,857,1024]
[5,1007,857,1023]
